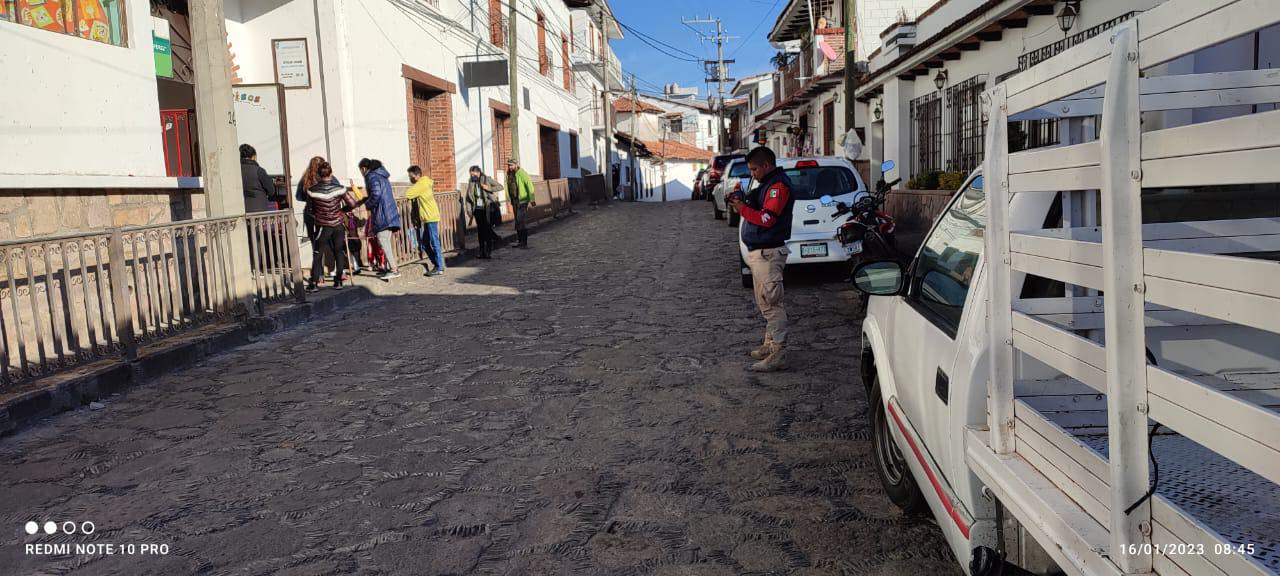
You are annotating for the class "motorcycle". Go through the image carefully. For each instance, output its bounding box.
[819,160,901,266]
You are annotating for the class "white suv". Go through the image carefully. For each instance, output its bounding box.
[736,157,868,287]
[712,159,752,224]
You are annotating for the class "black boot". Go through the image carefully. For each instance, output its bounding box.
[518,230,529,247]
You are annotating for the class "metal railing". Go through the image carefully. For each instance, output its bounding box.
[1,183,574,387]
[1015,11,1138,74]
[1,215,243,385]
[246,210,304,304]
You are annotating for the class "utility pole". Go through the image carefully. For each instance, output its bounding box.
[598,4,612,199]
[660,121,668,202]
[683,16,736,152]
[843,0,857,133]
[508,0,521,166]
[189,0,253,310]
[628,73,638,201]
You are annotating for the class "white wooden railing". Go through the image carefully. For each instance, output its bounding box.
[978,0,1280,574]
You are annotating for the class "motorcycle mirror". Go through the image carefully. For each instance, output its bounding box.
[880,160,896,173]
[971,175,984,191]
[819,195,834,206]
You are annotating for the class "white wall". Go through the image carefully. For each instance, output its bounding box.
[228,0,583,188]
[856,0,935,60]
[635,160,699,202]
[225,0,328,184]
[0,0,169,185]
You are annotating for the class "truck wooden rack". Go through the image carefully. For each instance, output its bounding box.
[975,0,1280,574]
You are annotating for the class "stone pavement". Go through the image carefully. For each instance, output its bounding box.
[0,201,960,575]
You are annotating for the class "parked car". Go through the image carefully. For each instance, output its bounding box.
[692,169,708,200]
[712,159,752,222]
[736,157,867,287]
[706,152,745,202]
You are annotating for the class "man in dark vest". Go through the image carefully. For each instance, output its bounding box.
[727,146,795,372]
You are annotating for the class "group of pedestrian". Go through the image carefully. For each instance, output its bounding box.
[466,159,537,258]
[260,147,536,291]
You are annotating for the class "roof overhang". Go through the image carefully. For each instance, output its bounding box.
[857,0,1037,97]
[768,0,835,43]
[565,0,623,39]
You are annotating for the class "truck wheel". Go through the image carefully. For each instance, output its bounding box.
[871,378,927,514]
[714,206,725,220]
[728,211,740,227]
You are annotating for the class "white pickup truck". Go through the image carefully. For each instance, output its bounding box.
[851,2,1280,575]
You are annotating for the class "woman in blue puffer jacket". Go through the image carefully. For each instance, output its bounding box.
[358,158,403,280]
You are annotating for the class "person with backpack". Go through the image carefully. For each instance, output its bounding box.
[359,158,402,281]
[405,165,445,276]
[465,165,504,259]
[304,162,354,291]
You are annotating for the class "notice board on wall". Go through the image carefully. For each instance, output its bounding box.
[231,84,288,179]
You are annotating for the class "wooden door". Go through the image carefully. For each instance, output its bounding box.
[823,101,835,156]
[493,111,511,169]
[412,93,432,169]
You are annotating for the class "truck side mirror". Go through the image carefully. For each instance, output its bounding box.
[852,260,905,295]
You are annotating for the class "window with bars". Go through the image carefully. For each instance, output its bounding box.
[910,92,942,178]
[1009,118,1062,152]
[946,77,986,173]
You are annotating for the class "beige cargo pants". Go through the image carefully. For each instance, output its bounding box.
[745,247,789,347]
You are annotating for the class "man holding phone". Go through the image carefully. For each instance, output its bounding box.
[727,146,795,372]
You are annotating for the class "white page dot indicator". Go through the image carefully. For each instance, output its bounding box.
[43,522,56,535]
[24,521,38,535]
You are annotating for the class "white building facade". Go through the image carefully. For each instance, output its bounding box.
[856,0,1280,187]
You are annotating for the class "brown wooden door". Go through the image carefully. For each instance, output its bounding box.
[412,93,432,169]
[493,111,511,170]
[823,101,835,156]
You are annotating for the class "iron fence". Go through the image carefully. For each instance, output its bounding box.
[0,216,244,386]
[0,182,574,387]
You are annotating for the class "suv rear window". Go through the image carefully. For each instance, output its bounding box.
[713,154,744,170]
[782,166,859,200]
[727,161,751,178]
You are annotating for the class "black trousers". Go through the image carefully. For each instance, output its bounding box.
[474,209,494,257]
[310,225,348,284]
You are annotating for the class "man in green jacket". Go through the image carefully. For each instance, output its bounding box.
[505,159,536,248]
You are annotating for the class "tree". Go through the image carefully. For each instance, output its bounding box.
[769,51,795,70]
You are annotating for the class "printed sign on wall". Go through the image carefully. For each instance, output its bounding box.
[271,38,310,89]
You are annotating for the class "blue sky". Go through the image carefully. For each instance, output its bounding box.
[609,0,787,98]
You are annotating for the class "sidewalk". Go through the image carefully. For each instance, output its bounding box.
[0,206,588,436]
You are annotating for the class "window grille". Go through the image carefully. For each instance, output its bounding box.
[910,92,942,177]
[946,77,986,173]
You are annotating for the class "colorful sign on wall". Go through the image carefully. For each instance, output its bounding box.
[153,16,172,78]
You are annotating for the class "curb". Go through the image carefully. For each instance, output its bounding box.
[0,208,581,437]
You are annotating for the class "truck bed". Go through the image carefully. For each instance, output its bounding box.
[1014,372,1280,573]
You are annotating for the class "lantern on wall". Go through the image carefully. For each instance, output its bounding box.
[1057,0,1080,35]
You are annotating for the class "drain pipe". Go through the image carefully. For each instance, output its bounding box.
[312,0,332,160]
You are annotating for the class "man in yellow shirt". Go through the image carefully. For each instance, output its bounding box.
[405,166,445,275]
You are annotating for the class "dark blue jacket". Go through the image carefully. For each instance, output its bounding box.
[741,168,795,250]
[364,167,402,233]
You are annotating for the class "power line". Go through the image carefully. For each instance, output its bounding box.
[614,20,702,62]
[729,0,781,59]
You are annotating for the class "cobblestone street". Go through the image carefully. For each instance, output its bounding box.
[1,201,958,575]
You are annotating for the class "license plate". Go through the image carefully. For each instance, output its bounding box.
[800,243,828,258]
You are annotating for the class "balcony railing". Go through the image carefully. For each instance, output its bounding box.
[1016,12,1138,73]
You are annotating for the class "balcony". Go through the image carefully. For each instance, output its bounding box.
[1009,11,1138,80]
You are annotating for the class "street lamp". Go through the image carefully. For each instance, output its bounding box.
[933,69,948,91]
[1057,0,1081,35]
[873,101,883,121]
